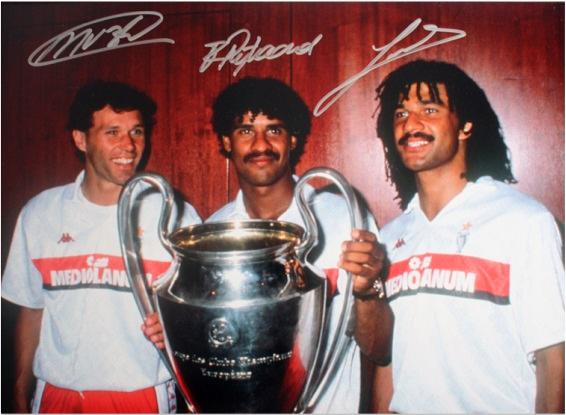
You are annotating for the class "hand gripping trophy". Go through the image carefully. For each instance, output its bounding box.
[117,167,364,413]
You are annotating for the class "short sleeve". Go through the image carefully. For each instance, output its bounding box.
[514,210,564,357]
[2,209,46,309]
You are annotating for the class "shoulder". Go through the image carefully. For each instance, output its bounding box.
[134,188,201,226]
[473,177,554,220]
[309,190,348,213]
[307,189,377,233]
[178,201,202,225]
[380,211,410,244]
[21,182,74,220]
[207,200,238,222]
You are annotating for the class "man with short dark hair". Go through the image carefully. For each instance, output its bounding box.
[373,60,564,413]
[209,77,393,413]
[2,80,201,413]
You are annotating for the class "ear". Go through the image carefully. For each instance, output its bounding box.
[72,130,87,152]
[290,136,297,150]
[221,136,232,153]
[459,122,473,141]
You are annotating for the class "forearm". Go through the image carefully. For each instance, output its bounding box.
[371,364,393,413]
[13,306,43,413]
[354,297,393,364]
[535,342,565,413]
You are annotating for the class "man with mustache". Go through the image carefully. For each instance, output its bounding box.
[208,77,393,412]
[2,80,201,413]
[372,60,564,413]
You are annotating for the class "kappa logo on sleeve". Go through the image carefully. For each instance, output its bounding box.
[33,254,170,292]
[385,253,510,304]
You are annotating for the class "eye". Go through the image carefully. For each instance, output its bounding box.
[424,107,439,115]
[394,110,408,119]
[267,127,282,135]
[106,129,119,136]
[130,127,145,138]
[236,127,254,136]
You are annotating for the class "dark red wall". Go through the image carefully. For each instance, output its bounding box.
[3,3,563,241]
[1,2,564,410]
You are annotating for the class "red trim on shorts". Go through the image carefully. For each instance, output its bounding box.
[38,382,159,413]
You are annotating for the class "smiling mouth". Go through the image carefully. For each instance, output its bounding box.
[406,139,430,148]
[398,132,435,149]
[113,157,135,165]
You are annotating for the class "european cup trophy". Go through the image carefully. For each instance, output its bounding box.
[117,168,363,413]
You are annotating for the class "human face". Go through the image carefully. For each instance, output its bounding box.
[73,105,145,191]
[393,82,471,176]
[222,112,297,188]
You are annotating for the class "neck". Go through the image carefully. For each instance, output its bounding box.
[416,169,468,221]
[240,174,295,220]
[81,173,122,206]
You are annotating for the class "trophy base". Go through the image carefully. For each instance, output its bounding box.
[156,270,324,413]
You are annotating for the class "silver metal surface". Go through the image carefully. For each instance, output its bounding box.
[117,168,365,413]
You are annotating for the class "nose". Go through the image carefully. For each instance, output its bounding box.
[250,130,272,152]
[403,112,424,134]
[119,132,136,152]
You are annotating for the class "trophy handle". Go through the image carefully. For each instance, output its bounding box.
[117,172,180,383]
[293,167,363,413]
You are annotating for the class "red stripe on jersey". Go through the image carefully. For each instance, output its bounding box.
[33,254,170,289]
[386,253,510,304]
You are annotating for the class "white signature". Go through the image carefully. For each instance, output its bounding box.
[313,18,466,116]
[200,28,323,77]
[28,11,174,67]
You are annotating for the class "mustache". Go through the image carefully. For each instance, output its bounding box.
[398,132,435,146]
[243,149,280,163]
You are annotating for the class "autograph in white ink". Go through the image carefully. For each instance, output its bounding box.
[200,28,323,76]
[314,18,466,116]
[28,11,174,67]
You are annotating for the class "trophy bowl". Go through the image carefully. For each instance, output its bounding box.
[156,221,326,413]
[118,168,362,413]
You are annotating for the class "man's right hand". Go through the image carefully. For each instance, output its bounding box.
[142,312,165,350]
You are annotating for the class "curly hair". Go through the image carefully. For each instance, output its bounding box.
[212,77,311,167]
[376,60,516,209]
[67,80,156,135]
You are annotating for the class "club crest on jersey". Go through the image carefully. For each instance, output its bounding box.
[456,222,472,252]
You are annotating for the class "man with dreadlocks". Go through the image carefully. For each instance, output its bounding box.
[372,60,564,413]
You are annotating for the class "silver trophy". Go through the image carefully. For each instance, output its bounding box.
[117,168,363,413]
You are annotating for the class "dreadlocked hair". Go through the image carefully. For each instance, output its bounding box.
[376,60,516,209]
